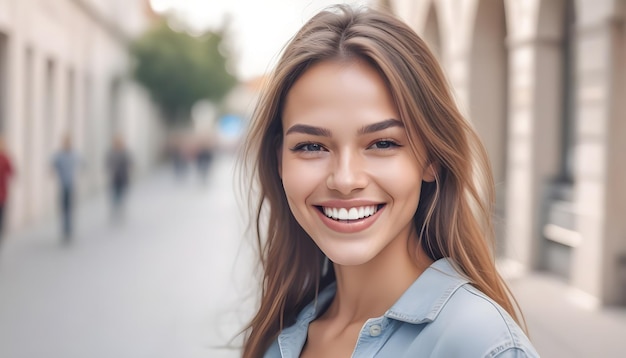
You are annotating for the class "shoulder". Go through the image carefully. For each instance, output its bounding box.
[384,259,540,357]
[421,283,539,357]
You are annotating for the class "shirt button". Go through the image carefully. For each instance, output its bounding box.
[369,324,382,337]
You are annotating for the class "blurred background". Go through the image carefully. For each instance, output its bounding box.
[0,0,624,357]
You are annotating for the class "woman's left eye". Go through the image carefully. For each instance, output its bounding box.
[369,140,400,150]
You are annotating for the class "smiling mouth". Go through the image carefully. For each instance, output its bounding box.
[316,204,385,221]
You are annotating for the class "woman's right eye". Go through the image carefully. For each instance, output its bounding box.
[291,143,326,152]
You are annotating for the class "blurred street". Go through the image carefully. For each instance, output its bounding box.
[1,1,624,357]
[0,152,254,358]
[0,152,625,358]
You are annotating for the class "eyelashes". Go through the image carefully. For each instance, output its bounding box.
[368,140,400,150]
[290,142,327,152]
[289,139,402,153]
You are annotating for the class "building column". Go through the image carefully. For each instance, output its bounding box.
[571,11,626,305]
[505,32,562,270]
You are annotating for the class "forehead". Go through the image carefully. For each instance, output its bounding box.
[282,59,399,127]
[286,59,391,103]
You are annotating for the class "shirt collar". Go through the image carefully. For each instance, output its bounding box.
[292,258,468,326]
[277,281,337,357]
[384,258,469,324]
[277,258,469,355]
[295,281,337,324]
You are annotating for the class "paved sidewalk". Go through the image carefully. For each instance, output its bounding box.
[0,153,254,358]
[508,272,626,357]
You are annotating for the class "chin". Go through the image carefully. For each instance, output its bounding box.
[324,249,376,267]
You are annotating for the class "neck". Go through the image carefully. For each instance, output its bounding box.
[324,236,433,324]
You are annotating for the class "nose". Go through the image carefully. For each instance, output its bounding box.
[326,151,368,195]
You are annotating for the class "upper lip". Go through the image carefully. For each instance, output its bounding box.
[314,199,385,208]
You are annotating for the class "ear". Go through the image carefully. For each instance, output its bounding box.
[422,161,438,183]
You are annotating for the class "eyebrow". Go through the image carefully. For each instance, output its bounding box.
[358,118,404,134]
[285,118,403,137]
[285,124,331,137]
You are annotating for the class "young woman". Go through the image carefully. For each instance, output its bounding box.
[240,5,539,358]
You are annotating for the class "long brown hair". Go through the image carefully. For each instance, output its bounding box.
[239,5,524,357]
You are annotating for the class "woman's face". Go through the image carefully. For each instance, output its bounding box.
[280,59,435,266]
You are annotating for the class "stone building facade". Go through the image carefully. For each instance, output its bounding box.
[0,0,165,231]
[382,0,626,306]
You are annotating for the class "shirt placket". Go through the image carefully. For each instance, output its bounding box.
[351,317,391,358]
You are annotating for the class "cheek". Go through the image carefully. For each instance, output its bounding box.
[370,157,424,201]
[281,157,327,203]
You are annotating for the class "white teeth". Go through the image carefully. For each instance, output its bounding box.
[322,205,379,221]
[338,208,348,220]
[348,208,358,220]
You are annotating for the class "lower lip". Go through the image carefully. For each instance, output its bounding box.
[315,206,384,234]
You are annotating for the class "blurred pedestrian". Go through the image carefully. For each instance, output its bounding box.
[240,5,538,358]
[52,134,82,244]
[167,135,188,181]
[107,134,132,222]
[195,138,214,184]
[0,137,14,248]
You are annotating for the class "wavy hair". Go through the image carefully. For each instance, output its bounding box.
[239,5,524,357]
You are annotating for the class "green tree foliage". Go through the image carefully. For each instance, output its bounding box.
[130,20,237,125]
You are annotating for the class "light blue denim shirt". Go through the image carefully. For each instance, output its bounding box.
[264,258,539,357]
